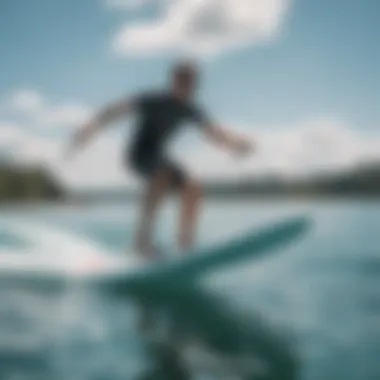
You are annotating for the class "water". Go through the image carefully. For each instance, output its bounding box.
[0,199,379,380]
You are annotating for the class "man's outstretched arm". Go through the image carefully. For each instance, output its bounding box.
[67,97,134,155]
[202,123,256,157]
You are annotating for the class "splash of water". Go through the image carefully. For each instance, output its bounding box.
[0,219,137,276]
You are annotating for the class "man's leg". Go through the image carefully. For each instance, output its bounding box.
[135,169,174,332]
[135,169,172,259]
[178,178,202,251]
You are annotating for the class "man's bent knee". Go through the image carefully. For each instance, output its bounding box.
[182,179,202,201]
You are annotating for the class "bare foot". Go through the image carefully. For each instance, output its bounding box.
[135,241,163,261]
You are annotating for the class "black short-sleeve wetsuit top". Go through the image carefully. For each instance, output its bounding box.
[127,91,210,181]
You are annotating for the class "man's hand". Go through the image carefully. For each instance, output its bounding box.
[233,136,255,158]
[204,124,256,158]
[64,122,97,160]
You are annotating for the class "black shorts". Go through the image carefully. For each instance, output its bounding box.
[128,150,186,189]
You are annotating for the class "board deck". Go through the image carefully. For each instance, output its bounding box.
[96,215,311,295]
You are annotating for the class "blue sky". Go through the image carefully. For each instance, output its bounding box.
[1,0,379,188]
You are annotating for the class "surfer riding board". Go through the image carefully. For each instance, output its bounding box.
[67,60,255,259]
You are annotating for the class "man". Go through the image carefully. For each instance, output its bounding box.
[69,61,254,258]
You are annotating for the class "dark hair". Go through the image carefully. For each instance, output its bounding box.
[171,60,198,82]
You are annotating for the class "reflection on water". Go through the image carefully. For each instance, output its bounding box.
[0,200,379,379]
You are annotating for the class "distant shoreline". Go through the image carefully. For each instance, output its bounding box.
[1,194,380,212]
[0,162,65,205]
[70,191,380,203]
[1,160,380,206]
[69,161,380,202]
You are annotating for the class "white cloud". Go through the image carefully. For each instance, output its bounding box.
[111,0,291,58]
[172,118,380,181]
[9,90,44,113]
[37,104,91,129]
[6,89,91,130]
[0,123,26,149]
[106,0,151,9]
[0,122,59,166]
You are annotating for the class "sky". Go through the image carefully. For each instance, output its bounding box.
[0,0,379,189]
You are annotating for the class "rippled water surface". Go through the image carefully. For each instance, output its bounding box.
[0,199,379,380]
